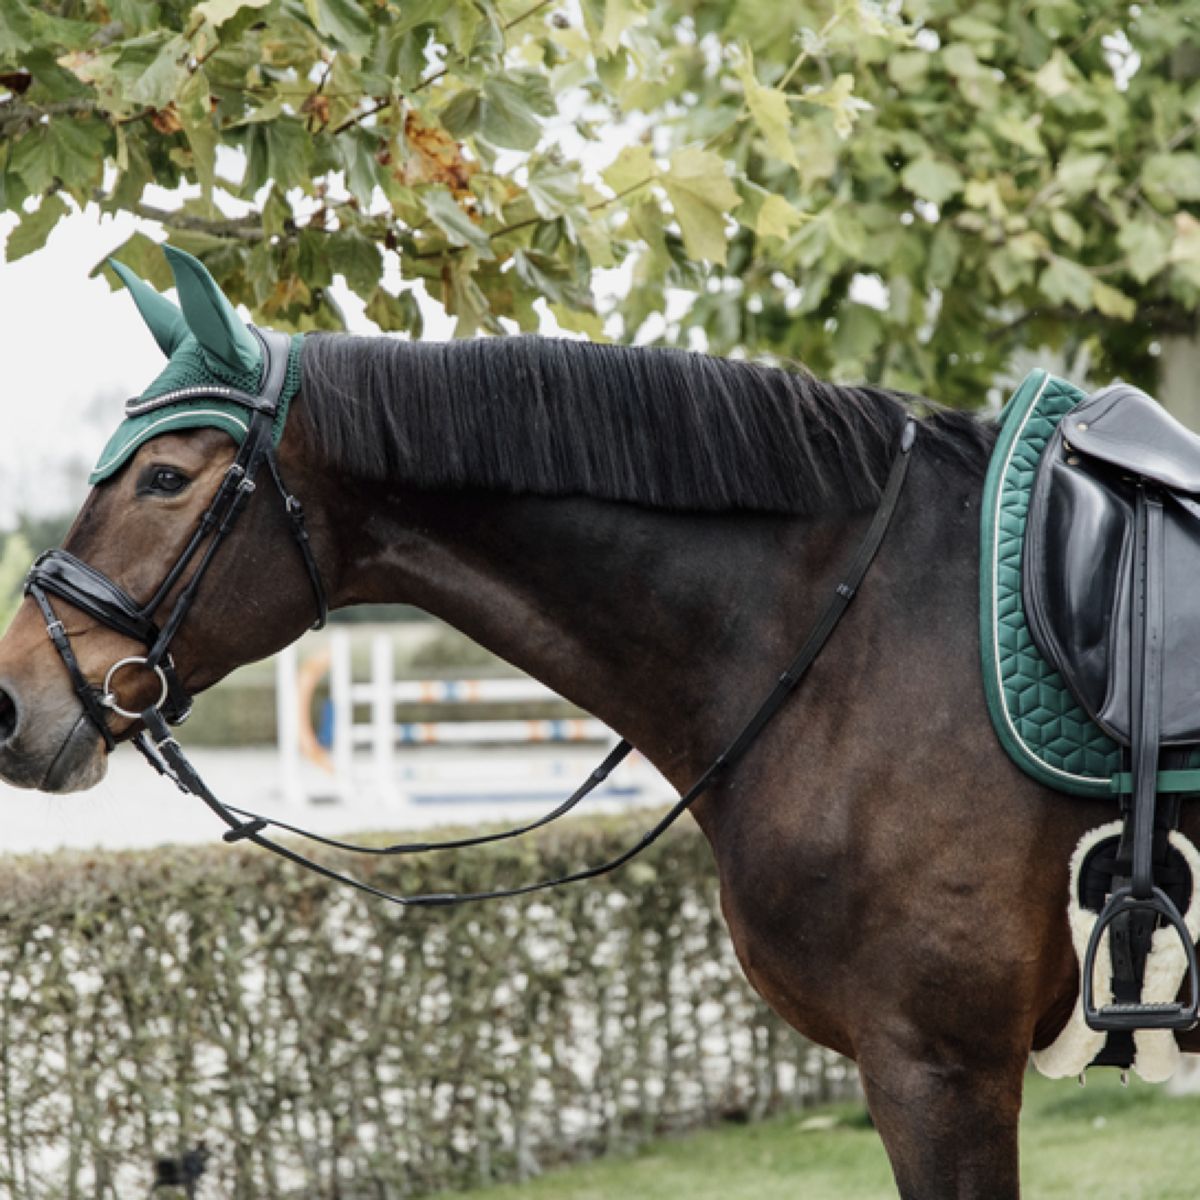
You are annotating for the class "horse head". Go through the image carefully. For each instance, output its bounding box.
[0,248,326,792]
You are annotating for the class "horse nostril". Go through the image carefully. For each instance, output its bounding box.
[0,686,17,745]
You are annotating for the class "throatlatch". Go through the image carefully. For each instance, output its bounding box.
[25,246,919,910]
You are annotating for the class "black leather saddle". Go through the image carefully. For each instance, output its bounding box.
[1025,385,1200,747]
[1024,383,1200,1035]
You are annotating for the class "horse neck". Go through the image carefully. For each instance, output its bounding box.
[311,480,864,785]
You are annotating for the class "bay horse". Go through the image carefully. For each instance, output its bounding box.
[0,271,1190,1196]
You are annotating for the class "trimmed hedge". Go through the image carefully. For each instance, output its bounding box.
[0,812,856,1198]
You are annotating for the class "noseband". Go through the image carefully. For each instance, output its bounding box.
[24,328,328,750]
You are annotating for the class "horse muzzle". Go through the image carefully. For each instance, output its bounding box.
[0,673,108,793]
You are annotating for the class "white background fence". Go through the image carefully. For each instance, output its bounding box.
[276,628,670,814]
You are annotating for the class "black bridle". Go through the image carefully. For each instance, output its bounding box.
[26,338,915,907]
[25,328,328,748]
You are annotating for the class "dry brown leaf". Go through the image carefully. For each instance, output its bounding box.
[302,93,331,128]
[400,109,477,200]
[150,105,183,135]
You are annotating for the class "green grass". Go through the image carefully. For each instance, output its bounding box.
[430,1072,1200,1200]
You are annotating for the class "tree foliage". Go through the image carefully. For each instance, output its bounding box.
[0,532,30,632]
[1,0,1198,398]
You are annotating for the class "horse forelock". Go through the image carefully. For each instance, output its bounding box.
[296,334,996,515]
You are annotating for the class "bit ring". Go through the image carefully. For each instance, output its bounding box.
[101,657,170,721]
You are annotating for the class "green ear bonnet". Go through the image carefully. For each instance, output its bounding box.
[91,246,303,484]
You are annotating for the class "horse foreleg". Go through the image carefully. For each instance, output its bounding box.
[856,1047,1024,1200]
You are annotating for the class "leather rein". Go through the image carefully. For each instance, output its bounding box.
[25,336,916,908]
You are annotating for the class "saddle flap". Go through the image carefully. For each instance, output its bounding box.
[1065,384,1200,494]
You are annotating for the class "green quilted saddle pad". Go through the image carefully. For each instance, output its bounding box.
[980,369,1122,796]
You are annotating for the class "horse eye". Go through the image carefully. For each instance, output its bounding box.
[139,467,190,496]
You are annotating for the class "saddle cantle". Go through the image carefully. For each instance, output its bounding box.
[1024,384,1200,747]
[1022,381,1200,1037]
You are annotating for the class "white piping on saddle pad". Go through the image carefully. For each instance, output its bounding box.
[1033,821,1200,1083]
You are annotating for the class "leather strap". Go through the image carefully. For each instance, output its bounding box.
[27,327,326,740]
[1130,488,1165,899]
[132,420,917,907]
[27,551,159,645]
[27,586,116,752]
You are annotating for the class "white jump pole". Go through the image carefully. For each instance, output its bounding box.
[330,628,354,802]
[371,632,398,806]
[275,643,302,807]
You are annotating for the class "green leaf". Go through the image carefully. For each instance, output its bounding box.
[992,114,1045,157]
[964,178,1005,219]
[99,231,174,291]
[330,230,382,295]
[420,187,494,260]
[550,302,606,340]
[1049,209,1083,249]
[832,303,882,366]
[443,254,492,336]
[1038,257,1093,309]
[257,117,314,192]
[527,158,580,220]
[661,146,740,265]
[391,0,445,37]
[193,0,272,28]
[1033,49,1075,98]
[512,248,592,309]
[600,0,647,52]
[736,51,798,170]
[303,0,375,56]
[366,286,422,335]
[444,0,480,56]
[295,228,334,289]
[440,89,482,138]
[800,74,872,139]
[121,35,188,109]
[1170,214,1200,270]
[336,127,381,208]
[900,158,963,206]
[532,219,563,254]
[1117,218,1171,284]
[13,121,109,197]
[887,51,928,93]
[755,193,804,241]
[603,144,657,196]
[179,71,216,203]
[5,193,67,262]
[480,74,551,150]
[926,226,961,290]
[1091,279,1136,321]
[0,0,34,56]
[9,132,55,195]
[987,247,1031,295]
[1141,154,1200,207]
[1055,153,1107,196]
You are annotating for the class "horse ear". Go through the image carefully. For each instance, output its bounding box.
[108,259,189,358]
[163,244,261,376]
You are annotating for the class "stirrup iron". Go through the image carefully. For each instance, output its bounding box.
[1082,885,1200,1032]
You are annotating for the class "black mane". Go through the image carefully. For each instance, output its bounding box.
[299,335,994,515]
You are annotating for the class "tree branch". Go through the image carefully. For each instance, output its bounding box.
[0,98,100,138]
[408,176,656,260]
[129,201,265,242]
